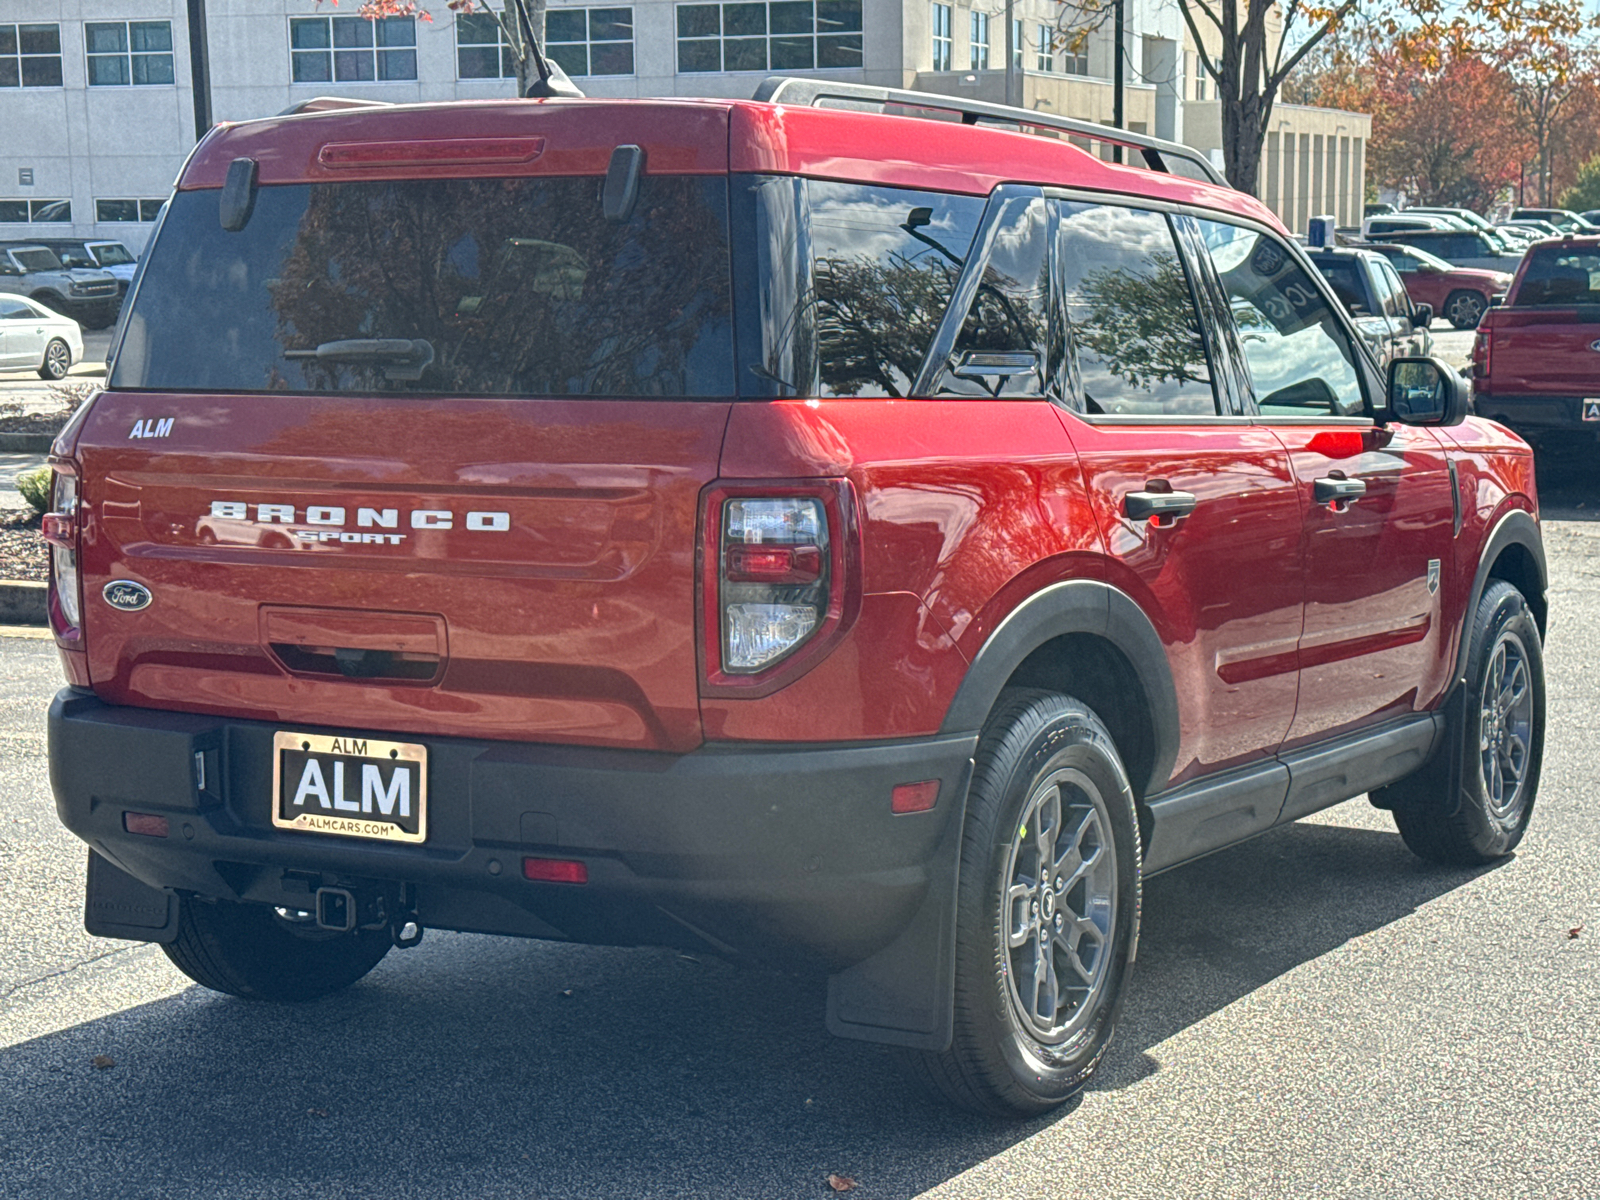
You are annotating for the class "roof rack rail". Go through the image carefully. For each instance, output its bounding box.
[751,76,1228,189]
[277,96,396,117]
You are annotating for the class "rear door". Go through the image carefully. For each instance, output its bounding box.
[80,167,739,754]
[1051,198,1305,786]
[0,296,44,366]
[1192,217,1456,748]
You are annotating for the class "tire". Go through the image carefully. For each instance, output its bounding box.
[28,291,67,318]
[1388,581,1545,864]
[162,896,392,1001]
[38,338,71,381]
[901,689,1141,1116]
[79,303,118,331]
[1444,289,1488,330]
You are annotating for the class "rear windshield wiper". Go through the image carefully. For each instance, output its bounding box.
[284,338,434,381]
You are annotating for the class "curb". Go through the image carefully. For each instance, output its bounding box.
[0,580,46,625]
[0,433,57,454]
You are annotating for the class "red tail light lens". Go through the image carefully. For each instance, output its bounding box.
[45,469,82,636]
[1473,327,1491,381]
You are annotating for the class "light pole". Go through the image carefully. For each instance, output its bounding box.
[1112,0,1124,162]
[1004,0,1018,107]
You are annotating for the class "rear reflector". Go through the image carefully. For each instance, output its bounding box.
[123,812,169,838]
[725,543,823,584]
[891,781,940,814]
[523,857,588,884]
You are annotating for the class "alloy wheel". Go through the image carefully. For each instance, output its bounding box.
[1479,628,1534,816]
[1002,767,1118,1046]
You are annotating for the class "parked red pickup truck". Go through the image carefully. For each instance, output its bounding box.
[1472,236,1600,442]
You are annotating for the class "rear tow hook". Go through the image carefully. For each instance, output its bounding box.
[391,913,424,949]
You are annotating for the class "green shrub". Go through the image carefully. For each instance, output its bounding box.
[16,466,52,513]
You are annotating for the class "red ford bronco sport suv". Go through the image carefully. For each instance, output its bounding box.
[46,80,1547,1117]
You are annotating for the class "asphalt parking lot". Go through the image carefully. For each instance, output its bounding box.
[0,476,1595,1199]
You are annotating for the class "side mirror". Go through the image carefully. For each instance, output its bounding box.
[0,262,19,276]
[1413,303,1433,327]
[1386,356,1469,426]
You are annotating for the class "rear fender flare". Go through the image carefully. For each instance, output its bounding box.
[1456,506,1546,682]
[939,579,1179,800]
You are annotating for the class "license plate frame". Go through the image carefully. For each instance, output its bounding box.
[271,731,428,844]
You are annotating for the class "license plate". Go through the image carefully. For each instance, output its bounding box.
[272,731,428,844]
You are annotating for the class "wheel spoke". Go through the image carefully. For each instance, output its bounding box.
[1031,938,1059,1023]
[1035,787,1062,865]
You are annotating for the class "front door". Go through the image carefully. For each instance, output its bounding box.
[1191,217,1456,748]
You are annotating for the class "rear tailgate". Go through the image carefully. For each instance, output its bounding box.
[1480,241,1600,400]
[72,100,740,752]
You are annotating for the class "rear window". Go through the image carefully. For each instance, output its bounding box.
[112,176,735,397]
[1312,259,1365,312]
[1515,247,1600,306]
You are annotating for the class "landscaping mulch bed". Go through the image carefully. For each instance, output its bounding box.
[0,510,47,583]
[0,412,69,437]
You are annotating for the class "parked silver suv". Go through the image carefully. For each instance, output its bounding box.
[0,244,119,329]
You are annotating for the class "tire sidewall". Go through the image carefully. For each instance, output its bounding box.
[969,698,1141,1107]
[1457,583,1545,855]
[42,338,69,380]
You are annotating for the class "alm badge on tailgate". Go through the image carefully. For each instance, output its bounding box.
[272,731,428,843]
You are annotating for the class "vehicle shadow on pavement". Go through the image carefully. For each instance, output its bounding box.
[0,819,1491,1200]
[1092,818,1497,1092]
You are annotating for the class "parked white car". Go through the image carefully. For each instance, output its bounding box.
[0,293,84,380]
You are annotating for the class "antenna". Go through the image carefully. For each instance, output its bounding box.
[509,0,584,99]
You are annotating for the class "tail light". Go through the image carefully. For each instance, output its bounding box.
[700,482,859,692]
[1472,326,1491,384]
[41,466,82,638]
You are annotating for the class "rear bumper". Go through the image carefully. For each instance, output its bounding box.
[49,689,975,971]
[1473,392,1600,435]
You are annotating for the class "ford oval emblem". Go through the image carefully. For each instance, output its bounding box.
[102,581,152,612]
[1591,339,1600,352]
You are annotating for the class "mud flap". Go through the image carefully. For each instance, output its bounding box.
[84,850,180,943]
[1369,685,1466,815]
[825,759,972,1052]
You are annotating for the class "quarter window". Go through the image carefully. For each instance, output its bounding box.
[1057,203,1216,416]
[547,7,635,77]
[456,11,515,79]
[289,16,417,83]
[931,3,952,71]
[1195,218,1366,417]
[0,23,63,88]
[676,1,861,73]
[86,21,175,86]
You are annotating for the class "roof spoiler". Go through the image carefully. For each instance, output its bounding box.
[751,76,1229,189]
[277,97,396,117]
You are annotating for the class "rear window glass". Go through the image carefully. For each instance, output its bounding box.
[1312,259,1364,312]
[1516,247,1600,306]
[112,177,735,397]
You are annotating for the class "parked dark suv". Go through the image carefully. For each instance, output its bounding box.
[45,82,1547,1117]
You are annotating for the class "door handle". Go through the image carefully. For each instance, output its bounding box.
[1313,476,1367,504]
[1125,490,1198,522]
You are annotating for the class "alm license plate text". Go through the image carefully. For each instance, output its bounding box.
[272,731,428,844]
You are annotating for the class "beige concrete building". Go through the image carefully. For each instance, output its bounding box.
[0,0,1366,252]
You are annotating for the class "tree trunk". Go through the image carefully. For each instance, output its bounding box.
[507,0,548,96]
[1222,89,1268,194]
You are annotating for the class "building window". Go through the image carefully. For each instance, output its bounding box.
[86,21,174,86]
[676,2,862,74]
[1195,55,1207,100]
[970,12,988,70]
[0,199,71,222]
[1061,36,1086,75]
[1036,23,1052,71]
[289,16,417,84]
[1012,18,1022,69]
[456,11,515,79]
[0,24,63,88]
[96,198,165,222]
[931,3,951,72]
[548,7,635,77]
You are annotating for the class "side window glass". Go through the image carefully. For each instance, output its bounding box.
[1369,261,1401,318]
[1379,262,1411,316]
[810,181,985,397]
[1392,253,1419,274]
[1194,219,1367,418]
[937,193,1053,398]
[1055,201,1217,416]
